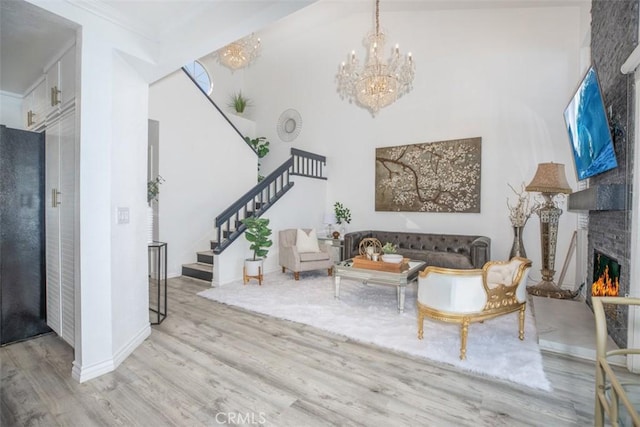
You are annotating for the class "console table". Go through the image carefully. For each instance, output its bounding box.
[148,241,167,325]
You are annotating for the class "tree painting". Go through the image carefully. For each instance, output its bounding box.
[375,137,481,213]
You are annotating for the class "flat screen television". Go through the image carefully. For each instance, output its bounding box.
[563,66,618,180]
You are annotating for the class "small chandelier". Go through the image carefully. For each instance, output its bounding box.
[216,33,261,71]
[336,0,415,115]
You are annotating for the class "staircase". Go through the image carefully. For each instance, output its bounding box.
[179,67,327,283]
[181,243,215,281]
[180,148,327,283]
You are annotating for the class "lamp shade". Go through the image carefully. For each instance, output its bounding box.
[324,212,337,224]
[525,162,572,194]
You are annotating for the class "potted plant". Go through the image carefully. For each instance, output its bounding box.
[147,175,164,243]
[381,242,402,263]
[240,216,272,283]
[333,202,351,237]
[244,136,270,181]
[147,175,164,206]
[229,91,251,114]
[382,242,397,254]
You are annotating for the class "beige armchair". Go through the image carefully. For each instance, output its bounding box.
[417,257,532,360]
[279,229,334,280]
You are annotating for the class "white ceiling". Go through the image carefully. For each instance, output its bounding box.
[0,0,588,96]
[0,0,317,95]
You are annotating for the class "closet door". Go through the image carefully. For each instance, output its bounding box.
[58,109,75,346]
[45,108,75,347]
[0,126,50,345]
[45,121,61,335]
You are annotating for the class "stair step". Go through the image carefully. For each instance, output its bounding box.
[197,250,214,264]
[210,240,219,250]
[182,262,213,281]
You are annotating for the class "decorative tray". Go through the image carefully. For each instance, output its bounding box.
[351,255,410,272]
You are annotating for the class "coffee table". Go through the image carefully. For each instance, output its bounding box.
[333,258,426,313]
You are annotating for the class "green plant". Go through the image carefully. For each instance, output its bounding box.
[245,136,270,158]
[229,91,251,113]
[240,216,273,260]
[245,136,270,182]
[382,242,397,254]
[147,175,164,204]
[334,202,351,224]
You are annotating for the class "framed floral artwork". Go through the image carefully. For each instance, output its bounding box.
[375,137,481,213]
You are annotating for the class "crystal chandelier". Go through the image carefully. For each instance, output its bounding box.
[336,0,415,115]
[216,33,261,71]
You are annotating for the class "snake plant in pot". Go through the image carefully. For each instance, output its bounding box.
[240,216,272,284]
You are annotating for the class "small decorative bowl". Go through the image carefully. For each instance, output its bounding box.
[381,254,403,264]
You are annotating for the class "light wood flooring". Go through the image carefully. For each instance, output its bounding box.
[2,276,638,426]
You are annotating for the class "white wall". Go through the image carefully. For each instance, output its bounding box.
[229,3,586,288]
[149,70,257,278]
[0,91,23,129]
[69,30,150,383]
[110,52,151,362]
[73,29,115,382]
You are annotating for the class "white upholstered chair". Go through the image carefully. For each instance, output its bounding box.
[279,229,334,280]
[417,257,532,360]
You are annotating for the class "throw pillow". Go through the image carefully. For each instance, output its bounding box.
[296,228,320,253]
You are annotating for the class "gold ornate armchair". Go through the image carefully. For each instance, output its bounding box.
[593,296,640,427]
[417,257,532,360]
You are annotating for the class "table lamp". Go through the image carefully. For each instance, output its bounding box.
[323,212,337,238]
[525,162,575,298]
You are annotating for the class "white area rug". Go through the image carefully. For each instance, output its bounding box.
[198,271,551,391]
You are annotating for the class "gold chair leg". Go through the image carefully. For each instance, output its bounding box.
[519,305,526,340]
[294,272,300,280]
[282,266,285,273]
[328,267,333,276]
[460,317,469,360]
[417,311,424,340]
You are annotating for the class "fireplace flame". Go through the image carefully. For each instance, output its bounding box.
[592,265,619,297]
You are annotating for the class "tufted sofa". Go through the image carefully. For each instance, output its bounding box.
[343,230,491,269]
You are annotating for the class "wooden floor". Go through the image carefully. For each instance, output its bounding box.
[2,276,637,426]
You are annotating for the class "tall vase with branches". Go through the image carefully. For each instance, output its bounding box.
[506,183,539,258]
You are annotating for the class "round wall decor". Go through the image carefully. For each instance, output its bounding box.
[277,109,302,142]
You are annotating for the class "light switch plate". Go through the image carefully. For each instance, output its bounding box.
[117,207,130,224]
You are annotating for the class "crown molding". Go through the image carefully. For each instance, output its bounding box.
[65,0,157,41]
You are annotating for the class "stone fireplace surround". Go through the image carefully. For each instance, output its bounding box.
[571,1,638,353]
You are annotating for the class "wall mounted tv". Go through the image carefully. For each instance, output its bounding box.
[563,66,618,181]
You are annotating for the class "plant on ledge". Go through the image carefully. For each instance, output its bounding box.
[334,202,351,224]
[229,91,251,114]
[240,216,272,260]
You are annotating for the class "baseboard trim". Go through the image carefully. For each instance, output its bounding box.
[71,323,151,383]
[113,323,151,367]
